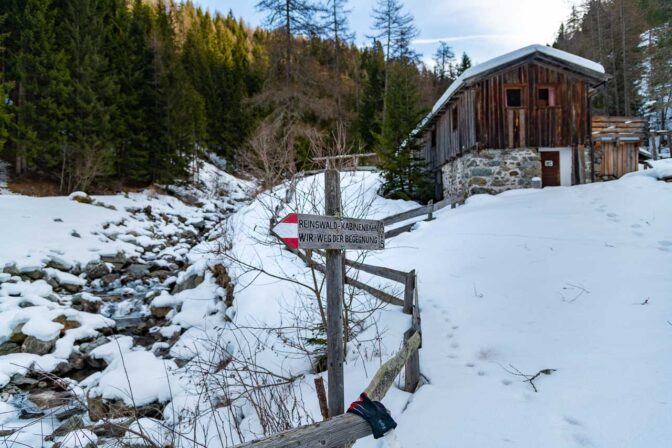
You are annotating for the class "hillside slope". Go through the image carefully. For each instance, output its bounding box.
[359,161,672,448]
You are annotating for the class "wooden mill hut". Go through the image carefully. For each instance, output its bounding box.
[412,44,635,200]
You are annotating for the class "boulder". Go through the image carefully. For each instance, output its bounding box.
[87,396,163,422]
[101,252,128,270]
[29,390,74,410]
[51,415,84,437]
[149,270,172,282]
[172,272,204,294]
[126,263,150,280]
[0,342,21,355]
[21,268,46,281]
[9,323,27,344]
[22,336,57,355]
[101,273,120,286]
[71,293,102,314]
[52,315,81,335]
[86,262,111,280]
[3,264,20,275]
[150,306,173,319]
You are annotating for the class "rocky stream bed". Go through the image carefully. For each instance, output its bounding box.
[0,167,253,447]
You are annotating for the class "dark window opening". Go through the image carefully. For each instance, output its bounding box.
[506,88,522,108]
[431,128,437,147]
[538,87,556,107]
[452,106,458,129]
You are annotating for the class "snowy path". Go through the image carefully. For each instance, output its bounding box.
[358,168,672,448]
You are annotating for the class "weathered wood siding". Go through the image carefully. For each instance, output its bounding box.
[475,63,589,149]
[420,61,591,170]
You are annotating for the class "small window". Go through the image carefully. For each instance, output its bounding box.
[431,128,437,147]
[506,88,522,108]
[452,106,458,129]
[538,86,556,107]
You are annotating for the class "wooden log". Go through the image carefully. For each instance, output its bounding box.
[366,330,421,401]
[343,259,408,284]
[231,332,422,448]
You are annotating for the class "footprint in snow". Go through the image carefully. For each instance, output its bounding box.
[606,212,619,218]
[571,433,594,447]
[465,362,475,368]
[501,379,512,386]
[632,231,644,237]
[630,223,642,229]
[659,240,672,247]
[563,416,583,427]
[477,370,486,376]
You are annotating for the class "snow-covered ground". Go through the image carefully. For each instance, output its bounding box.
[0,159,670,447]
[357,159,672,448]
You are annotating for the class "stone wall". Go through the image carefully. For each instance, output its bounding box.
[441,148,541,198]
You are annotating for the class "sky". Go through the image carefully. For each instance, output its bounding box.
[193,0,576,67]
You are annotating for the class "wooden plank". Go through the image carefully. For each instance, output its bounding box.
[297,251,404,307]
[385,223,416,239]
[365,331,421,400]
[508,108,514,148]
[324,169,344,418]
[382,205,429,226]
[520,109,526,148]
[342,258,408,284]
[344,275,404,307]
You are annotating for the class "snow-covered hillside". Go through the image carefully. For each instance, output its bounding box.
[359,160,672,448]
[0,160,670,447]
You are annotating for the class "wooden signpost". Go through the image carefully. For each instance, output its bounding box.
[272,214,385,251]
[272,168,385,419]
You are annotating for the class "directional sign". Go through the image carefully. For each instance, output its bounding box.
[273,213,385,250]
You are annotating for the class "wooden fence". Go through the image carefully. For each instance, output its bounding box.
[244,173,458,448]
[253,229,425,448]
[384,196,457,238]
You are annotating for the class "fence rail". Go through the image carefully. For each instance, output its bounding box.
[383,196,459,238]
[231,332,421,448]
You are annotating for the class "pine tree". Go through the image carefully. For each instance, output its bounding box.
[107,0,155,183]
[369,0,419,115]
[456,52,472,76]
[376,60,430,201]
[255,0,324,81]
[357,40,385,150]
[6,0,71,177]
[61,0,117,191]
[0,14,11,151]
[433,41,455,82]
[146,1,206,183]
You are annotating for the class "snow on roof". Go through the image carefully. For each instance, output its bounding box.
[412,45,606,139]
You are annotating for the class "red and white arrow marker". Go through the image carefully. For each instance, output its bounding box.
[272,213,299,249]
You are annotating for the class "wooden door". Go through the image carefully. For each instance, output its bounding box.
[541,151,561,187]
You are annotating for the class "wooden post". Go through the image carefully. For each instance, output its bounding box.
[404,271,421,392]
[314,377,329,421]
[427,199,434,221]
[403,270,415,315]
[650,131,659,161]
[325,169,344,417]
